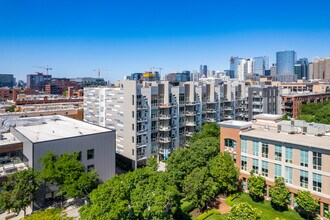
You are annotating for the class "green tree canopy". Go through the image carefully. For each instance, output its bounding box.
[189,122,219,143]
[39,152,98,199]
[269,177,290,210]
[248,173,265,201]
[228,202,261,220]
[295,190,319,219]
[23,208,73,220]
[182,167,217,211]
[0,168,38,216]
[208,152,239,194]
[146,155,158,171]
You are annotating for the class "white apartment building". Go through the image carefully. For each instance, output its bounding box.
[84,80,222,168]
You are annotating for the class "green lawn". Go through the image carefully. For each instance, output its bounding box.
[228,193,304,220]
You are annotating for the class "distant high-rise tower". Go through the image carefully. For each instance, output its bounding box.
[295,58,309,79]
[230,56,243,78]
[276,50,297,82]
[253,56,269,75]
[199,65,207,77]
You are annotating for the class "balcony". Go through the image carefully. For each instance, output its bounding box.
[206,99,217,104]
[137,117,148,123]
[206,109,217,113]
[184,131,194,137]
[224,106,232,111]
[137,142,147,148]
[159,137,171,143]
[185,121,196,126]
[137,128,148,135]
[0,162,28,178]
[137,154,147,160]
[252,108,263,112]
[204,118,217,123]
[159,103,172,108]
[185,111,196,116]
[159,126,171,131]
[252,102,262,105]
[185,101,197,106]
[159,115,171,120]
[137,105,147,110]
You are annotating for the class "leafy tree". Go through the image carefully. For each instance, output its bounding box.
[228,202,261,220]
[146,155,158,171]
[23,208,73,220]
[189,122,219,143]
[0,168,38,216]
[182,167,217,211]
[208,152,239,194]
[269,177,290,210]
[248,173,265,201]
[167,137,219,188]
[39,152,98,202]
[295,190,319,219]
[7,105,16,112]
[282,114,290,120]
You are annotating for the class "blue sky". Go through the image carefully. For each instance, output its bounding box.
[0,0,330,81]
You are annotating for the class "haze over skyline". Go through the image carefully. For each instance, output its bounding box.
[1,0,330,81]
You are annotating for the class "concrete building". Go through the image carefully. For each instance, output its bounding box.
[219,114,330,218]
[310,57,330,80]
[27,73,52,91]
[84,80,222,168]
[0,74,15,88]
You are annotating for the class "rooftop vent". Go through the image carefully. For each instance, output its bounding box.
[278,124,298,134]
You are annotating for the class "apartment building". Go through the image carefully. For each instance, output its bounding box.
[219,114,330,218]
[281,92,330,118]
[84,80,222,168]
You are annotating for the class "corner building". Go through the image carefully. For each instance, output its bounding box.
[219,114,330,218]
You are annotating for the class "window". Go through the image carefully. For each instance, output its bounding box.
[300,150,308,167]
[300,170,308,188]
[241,139,247,153]
[285,147,293,163]
[76,151,82,161]
[225,139,236,149]
[252,159,259,174]
[262,161,268,177]
[285,166,293,184]
[241,156,247,171]
[87,164,94,172]
[262,143,268,158]
[252,141,259,156]
[132,149,134,156]
[132,124,134,131]
[274,164,282,179]
[313,152,322,170]
[275,145,282,161]
[313,173,322,192]
[87,149,94,160]
[132,136,134,143]
[132,111,134,118]
[132,95,134,105]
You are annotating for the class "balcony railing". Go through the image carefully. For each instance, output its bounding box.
[185,101,197,105]
[0,162,28,178]
[137,142,147,148]
[159,115,171,120]
[137,128,148,135]
[185,111,196,116]
[184,132,194,137]
[137,105,147,110]
[137,117,148,122]
[159,137,171,143]
[137,154,147,160]
[159,126,171,131]
[159,103,172,108]
[185,121,196,126]
[206,109,217,113]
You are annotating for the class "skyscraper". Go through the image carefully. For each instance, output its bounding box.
[253,56,269,75]
[230,56,243,79]
[276,50,297,75]
[199,65,207,77]
[295,58,309,79]
[311,57,330,79]
[0,74,15,87]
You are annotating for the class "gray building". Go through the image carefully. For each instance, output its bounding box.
[295,58,309,80]
[0,74,15,88]
[253,56,269,75]
[246,86,279,121]
[200,65,207,78]
[27,73,52,91]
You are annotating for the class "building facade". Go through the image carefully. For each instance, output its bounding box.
[0,74,15,88]
[27,73,52,91]
[219,115,330,218]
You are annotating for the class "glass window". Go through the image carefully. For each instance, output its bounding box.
[132,111,134,118]
[275,145,282,161]
[285,147,293,163]
[241,139,247,153]
[262,161,268,177]
[300,170,308,188]
[225,139,236,149]
[252,141,259,156]
[262,143,268,158]
[252,159,259,174]
[132,95,134,105]
[313,173,322,192]
[87,149,94,160]
[274,164,282,179]
[241,156,247,171]
[313,152,322,170]
[76,151,82,161]
[87,164,94,172]
[285,166,293,184]
[132,136,134,143]
[300,150,308,167]
[132,149,134,156]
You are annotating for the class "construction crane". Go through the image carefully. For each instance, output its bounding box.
[33,65,53,75]
[152,67,163,74]
[93,68,110,79]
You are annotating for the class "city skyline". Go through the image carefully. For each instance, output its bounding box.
[1,0,330,81]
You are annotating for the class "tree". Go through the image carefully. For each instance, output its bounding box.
[182,167,217,211]
[23,208,73,220]
[228,202,260,220]
[189,122,219,143]
[39,152,98,203]
[248,173,265,201]
[7,105,16,112]
[269,177,290,210]
[0,168,38,216]
[295,190,319,219]
[208,152,239,194]
[146,155,158,171]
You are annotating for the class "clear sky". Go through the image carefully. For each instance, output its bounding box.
[0,0,330,82]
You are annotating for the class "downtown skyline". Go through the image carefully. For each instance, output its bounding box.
[1,0,330,81]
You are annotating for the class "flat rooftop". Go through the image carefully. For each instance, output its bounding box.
[241,128,330,151]
[14,115,112,143]
[218,120,252,129]
[0,133,21,146]
[282,92,330,97]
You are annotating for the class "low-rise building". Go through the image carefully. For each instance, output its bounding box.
[219,114,330,218]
